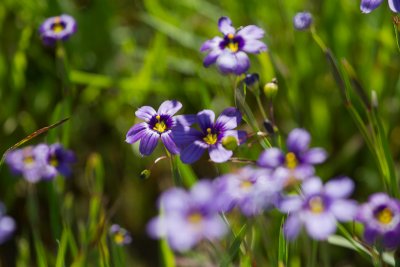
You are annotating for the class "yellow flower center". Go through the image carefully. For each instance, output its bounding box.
[188,212,203,224]
[50,156,58,167]
[309,196,324,214]
[376,208,393,225]
[23,156,35,165]
[285,152,298,169]
[203,128,218,145]
[113,232,125,244]
[240,180,253,189]
[225,33,239,52]
[153,115,167,133]
[52,17,65,33]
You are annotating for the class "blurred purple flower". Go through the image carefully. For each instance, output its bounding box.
[0,203,15,245]
[200,16,267,75]
[257,128,327,185]
[214,166,280,216]
[361,0,400,13]
[6,145,49,183]
[356,193,400,249]
[110,224,132,246]
[39,14,77,45]
[42,143,76,179]
[147,180,227,252]
[175,107,246,164]
[278,177,357,240]
[293,12,313,30]
[126,100,192,156]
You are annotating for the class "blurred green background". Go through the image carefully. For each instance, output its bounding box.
[1,0,400,266]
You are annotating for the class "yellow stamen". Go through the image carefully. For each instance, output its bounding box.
[188,213,203,224]
[285,152,298,169]
[24,156,35,165]
[50,156,58,167]
[153,115,167,133]
[114,233,125,244]
[227,42,239,52]
[227,33,234,39]
[203,128,218,145]
[377,208,393,225]
[240,180,253,189]
[309,196,324,214]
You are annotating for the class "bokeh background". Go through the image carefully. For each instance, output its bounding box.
[1,0,400,266]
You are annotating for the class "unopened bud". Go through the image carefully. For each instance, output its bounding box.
[263,78,278,99]
[244,73,260,95]
[140,169,151,180]
[263,119,275,135]
[222,136,239,151]
[293,12,313,31]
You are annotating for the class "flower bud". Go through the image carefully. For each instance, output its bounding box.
[222,136,239,151]
[263,78,278,99]
[244,73,260,95]
[293,12,313,31]
[140,169,151,180]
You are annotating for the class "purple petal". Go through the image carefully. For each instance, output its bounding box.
[324,177,354,199]
[197,110,215,131]
[233,52,250,75]
[302,148,327,164]
[216,51,237,74]
[159,188,189,213]
[135,106,157,121]
[302,177,323,196]
[209,143,233,163]
[158,100,182,116]
[174,114,197,127]
[203,215,227,239]
[203,49,222,67]
[241,40,267,54]
[360,0,384,13]
[171,126,202,147]
[364,227,379,244]
[224,130,247,145]
[331,200,358,222]
[218,16,235,35]
[237,25,265,40]
[389,0,400,12]
[304,213,337,240]
[257,148,285,168]
[287,128,311,154]
[139,130,159,156]
[167,219,199,252]
[180,141,207,164]
[215,107,241,130]
[200,37,223,52]
[190,180,215,207]
[284,215,302,240]
[278,196,303,213]
[383,230,400,248]
[147,217,166,238]
[126,122,148,144]
[161,133,179,154]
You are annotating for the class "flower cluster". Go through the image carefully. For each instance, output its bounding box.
[200,16,267,75]
[6,143,76,183]
[360,0,400,13]
[126,101,246,164]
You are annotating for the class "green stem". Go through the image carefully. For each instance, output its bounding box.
[256,95,267,119]
[309,240,318,267]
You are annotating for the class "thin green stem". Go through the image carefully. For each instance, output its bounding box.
[255,95,267,119]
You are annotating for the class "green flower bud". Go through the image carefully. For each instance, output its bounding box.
[222,136,239,151]
[263,78,278,99]
[140,169,151,180]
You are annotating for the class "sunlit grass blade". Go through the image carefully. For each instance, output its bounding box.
[0,117,70,167]
[220,223,248,267]
[278,217,288,267]
[56,228,69,267]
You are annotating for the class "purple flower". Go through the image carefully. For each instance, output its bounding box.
[200,16,267,75]
[126,100,189,156]
[175,107,247,164]
[361,0,400,13]
[147,180,227,252]
[39,14,77,45]
[6,145,49,183]
[110,224,132,246]
[356,193,400,249]
[279,177,357,240]
[257,128,327,185]
[0,203,16,245]
[293,12,313,30]
[6,144,76,182]
[42,143,76,179]
[214,166,280,216]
